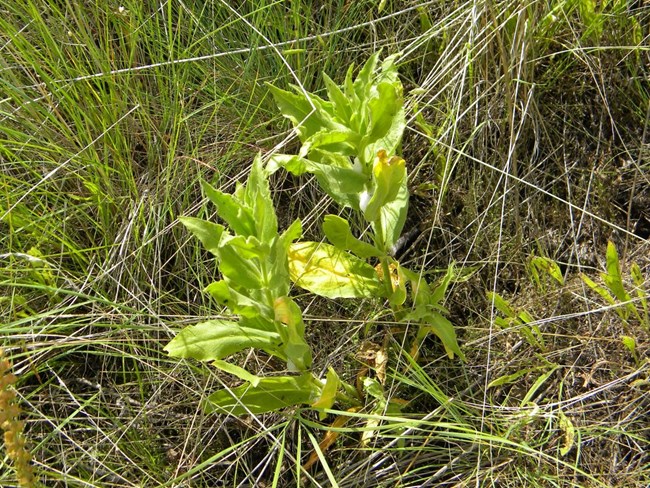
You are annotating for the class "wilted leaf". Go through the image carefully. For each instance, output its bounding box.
[288,241,382,298]
[360,377,385,447]
[303,411,357,471]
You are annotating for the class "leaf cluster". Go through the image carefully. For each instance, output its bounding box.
[166,53,464,417]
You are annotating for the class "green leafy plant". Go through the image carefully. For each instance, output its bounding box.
[165,53,462,416]
[268,52,463,360]
[539,0,633,43]
[164,156,358,414]
[487,291,545,351]
[581,241,649,330]
[528,254,565,292]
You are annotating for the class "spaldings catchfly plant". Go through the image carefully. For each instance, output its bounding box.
[165,52,463,416]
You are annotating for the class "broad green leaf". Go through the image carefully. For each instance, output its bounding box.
[621,335,636,355]
[288,241,382,299]
[361,107,406,166]
[388,277,407,307]
[604,241,630,303]
[245,154,278,243]
[221,234,269,260]
[363,376,385,403]
[488,368,532,388]
[322,72,352,124]
[179,217,225,256]
[429,264,455,305]
[311,367,341,418]
[378,53,401,83]
[267,84,344,140]
[375,181,408,250]
[495,317,511,328]
[322,214,382,258]
[217,238,265,290]
[164,320,283,362]
[212,360,261,387]
[418,7,433,32]
[363,150,406,222]
[367,82,402,145]
[273,296,312,371]
[268,154,366,209]
[239,315,279,333]
[581,273,628,320]
[204,280,272,318]
[302,129,359,158]
[280,218,303,246]
[353,52,381,105]
[266,220,303,299]
[630,263,648,324]
[200,180,256,237]
[410,307,464,360]
[487,291,516,318]
[530,255,565,286]
[343,62,357,105]
[203,374,321,415]
[518,310,535,324]
[396,264,431,307]
[265,238,291,299]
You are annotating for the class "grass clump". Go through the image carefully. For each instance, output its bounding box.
[1,0,649,487]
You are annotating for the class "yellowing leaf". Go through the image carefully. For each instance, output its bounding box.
[363,150,406,222]
[288,241,382,298]
[273,296,312,372]
[558,410,575,456]
[311,367,341,416]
